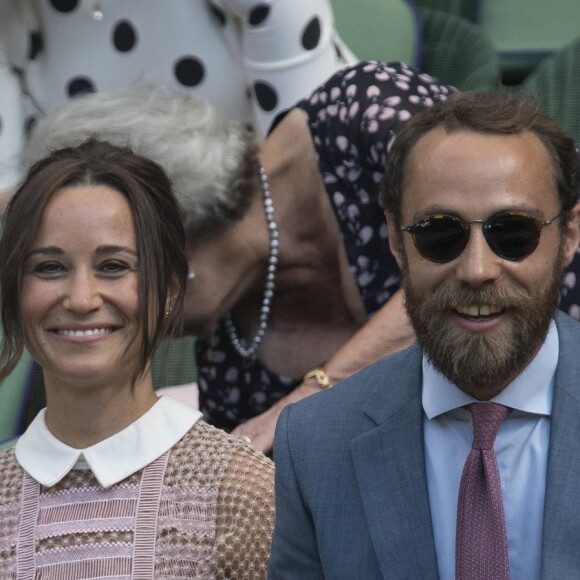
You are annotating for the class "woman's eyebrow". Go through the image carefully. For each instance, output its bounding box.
[25,246,139,259]
[95,245,138,257]
[26,246,64,258]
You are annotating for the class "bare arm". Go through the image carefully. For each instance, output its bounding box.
[232,289,414,453]
[313,289,414,384]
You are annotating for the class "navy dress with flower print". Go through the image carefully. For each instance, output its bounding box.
[196,61,580,432]
[195,61,452,431]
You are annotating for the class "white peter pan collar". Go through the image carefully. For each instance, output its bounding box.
[15,396,202,488]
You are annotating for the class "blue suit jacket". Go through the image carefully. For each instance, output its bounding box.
[268,311,580,579]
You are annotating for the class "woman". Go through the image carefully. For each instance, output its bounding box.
[0,140,274,578]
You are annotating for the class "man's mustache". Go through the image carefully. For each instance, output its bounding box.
[414,282,532,311]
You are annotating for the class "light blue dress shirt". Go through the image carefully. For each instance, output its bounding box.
[423,320,558,580]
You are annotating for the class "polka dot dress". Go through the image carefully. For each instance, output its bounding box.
[0,0,352,189]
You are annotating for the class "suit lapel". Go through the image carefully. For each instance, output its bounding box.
[542,312,580,576]
[346,312,580,577]
[350,348,439,579]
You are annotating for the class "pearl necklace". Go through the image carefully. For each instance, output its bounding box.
[225,166,279,358]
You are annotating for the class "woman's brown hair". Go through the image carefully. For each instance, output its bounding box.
[0,139,188,384]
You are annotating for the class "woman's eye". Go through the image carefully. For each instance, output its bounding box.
[33,262,65,276]
[99,261,133,275]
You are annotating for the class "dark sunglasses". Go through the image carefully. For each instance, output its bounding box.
[399,210,565,263]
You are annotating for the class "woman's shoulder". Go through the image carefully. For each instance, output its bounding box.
[0,446,19,473]
[167,420,274,485]
[294,60,456,153]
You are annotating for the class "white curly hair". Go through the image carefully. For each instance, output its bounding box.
[25,84,260,239]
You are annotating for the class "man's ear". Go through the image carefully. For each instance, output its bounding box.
[386,212,405,269]
[562,202,580,267]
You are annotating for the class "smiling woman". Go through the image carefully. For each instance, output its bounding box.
[0,140,274,579]
[19,185,143,396]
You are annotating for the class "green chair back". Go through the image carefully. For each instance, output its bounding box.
[331,0,421,66]
[478,0,580,83]
[517,36,580,144]
[151,336,198,389]
[0,347,32,444]
[412,0,479,22]
[418,7,501,91]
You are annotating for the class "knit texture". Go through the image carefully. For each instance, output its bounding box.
[0,420,275,579]
[456,403,510,580]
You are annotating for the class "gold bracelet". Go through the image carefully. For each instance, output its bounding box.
[303,368,332,389]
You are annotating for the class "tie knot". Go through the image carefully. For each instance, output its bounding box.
[468,403,509,450]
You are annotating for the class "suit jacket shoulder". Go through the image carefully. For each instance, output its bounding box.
[282,342,424,449]
[543,311,580,576]
[271,342,439,579]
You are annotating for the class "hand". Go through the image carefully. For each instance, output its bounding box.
[231,382,320,454]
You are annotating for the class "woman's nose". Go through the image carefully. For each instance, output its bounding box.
[62,271,103,312]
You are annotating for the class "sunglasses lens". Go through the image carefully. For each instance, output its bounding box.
[485,213,541,260]
[411,216,468,263]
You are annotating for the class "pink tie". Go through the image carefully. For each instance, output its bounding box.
[456,403,510,580]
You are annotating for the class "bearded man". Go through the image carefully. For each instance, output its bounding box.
[268,91,580,580]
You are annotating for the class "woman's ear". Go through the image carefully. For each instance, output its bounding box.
[386,212,405,270]
[164,275,182,318]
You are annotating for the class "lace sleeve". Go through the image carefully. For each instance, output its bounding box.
[215,440,275,579]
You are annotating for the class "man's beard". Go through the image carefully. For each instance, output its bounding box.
[402,250,565,400]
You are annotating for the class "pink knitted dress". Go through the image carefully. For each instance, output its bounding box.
[0,398,275,579]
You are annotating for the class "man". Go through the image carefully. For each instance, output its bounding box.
[268,92,580,579]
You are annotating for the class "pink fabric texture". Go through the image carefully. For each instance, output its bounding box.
[456,403,510,580]
[0,421,274,579]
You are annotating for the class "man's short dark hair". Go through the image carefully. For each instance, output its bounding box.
[381,92,580,229]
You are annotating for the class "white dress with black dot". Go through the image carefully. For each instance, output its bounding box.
[0,0,353,190]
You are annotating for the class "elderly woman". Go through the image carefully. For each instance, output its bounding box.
[22,62,452,453]
[0,139,274,578]
[26,61,451,453]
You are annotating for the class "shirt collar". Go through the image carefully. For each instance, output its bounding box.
[423,319,558,420]
[15,396,202,488]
